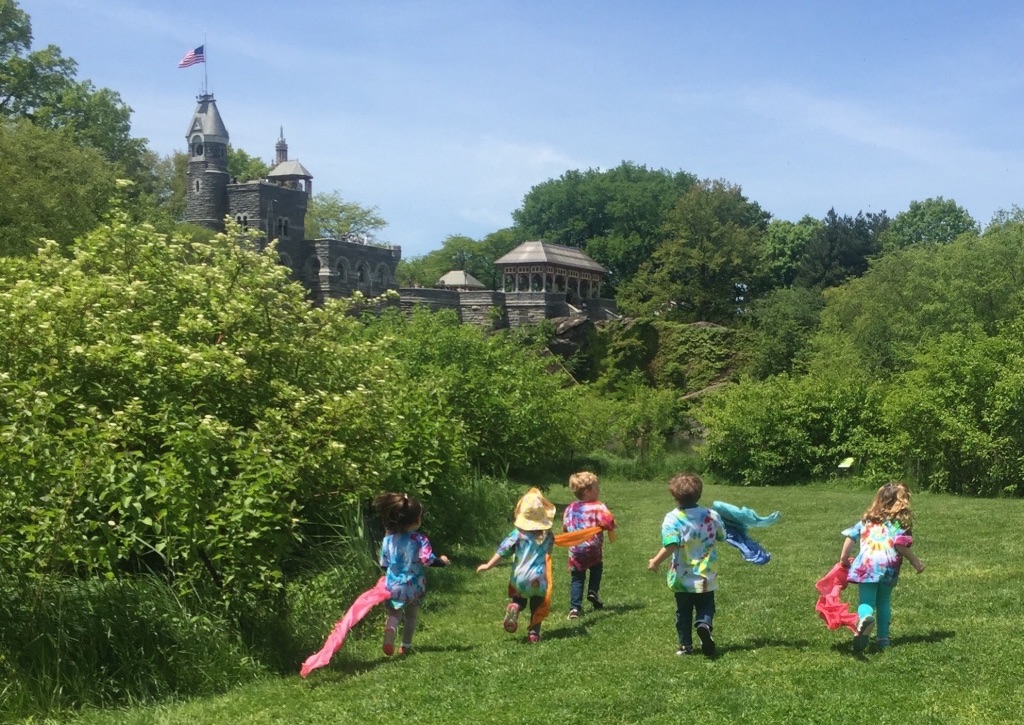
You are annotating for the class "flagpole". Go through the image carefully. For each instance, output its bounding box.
[203,32,208,94]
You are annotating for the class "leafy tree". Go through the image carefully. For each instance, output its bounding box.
[987,204,1024,231]
[617,179,770,323]
[0,0,76,119]
[305,190,387,241]
[0,1,150,185]
[397,233,510,289]
[227,146,269,182]
[742,286,824,379]
[881,197,978,251]
[793,208,889,289]
[512,161,697,288]
[755,215,823,291]
[0,120,117,255]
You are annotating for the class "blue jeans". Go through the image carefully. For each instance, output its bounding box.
[569,563,603,610]
[674,591,715,647]
[857,582,894,640]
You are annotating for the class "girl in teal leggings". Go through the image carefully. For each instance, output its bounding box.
[839,482,925,652]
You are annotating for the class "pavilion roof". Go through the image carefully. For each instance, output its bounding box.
[494,241,606,274]
[437,270,486,289]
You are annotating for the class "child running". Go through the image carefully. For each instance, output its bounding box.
[839,481,925,652]
[562,471,616,619]
[476,488,556,643]
[647,473,726,657]
[375,492,450,656]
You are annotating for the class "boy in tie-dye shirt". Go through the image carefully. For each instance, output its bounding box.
[647,473,726,656]
[562,471,616,619]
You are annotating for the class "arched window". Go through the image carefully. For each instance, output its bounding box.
[194,179,200,192]
[358,264,369,284]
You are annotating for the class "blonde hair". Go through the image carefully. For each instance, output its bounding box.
[863,481,913,529]
[568,471,599,499]
[668,473,703,507]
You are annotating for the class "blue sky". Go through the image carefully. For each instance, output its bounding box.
[20,0,1024,257]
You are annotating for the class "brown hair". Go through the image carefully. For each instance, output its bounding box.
[568,471,599,499]
[863,481,913,529]
[373,492,425,534]
[668,473,703,507]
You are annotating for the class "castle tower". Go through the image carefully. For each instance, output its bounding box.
[184,93,230,231]
[275,126,288,166]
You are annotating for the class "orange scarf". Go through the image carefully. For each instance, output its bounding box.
[529,525,609,628]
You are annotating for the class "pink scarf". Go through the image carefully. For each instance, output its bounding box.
[300,576,391,678]
[814,561,859,634]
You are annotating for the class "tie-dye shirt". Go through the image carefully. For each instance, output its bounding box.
[842,520,913,585]
[496,529,554,598]
[562,500,616,571]
[380,530,439,607]
[661,506,727,593]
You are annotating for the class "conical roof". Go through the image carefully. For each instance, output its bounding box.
[185,93,229,144]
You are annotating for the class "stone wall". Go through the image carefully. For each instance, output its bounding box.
[398,287,462,316]
[227,182,308,243]
[504,291,571,327]
[457,291,508,328]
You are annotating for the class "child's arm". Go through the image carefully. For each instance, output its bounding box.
[838,536,856,567]
[431,555,451,567]
[476,553,501,573]
[647,544,677,571]
[895,545,924,573]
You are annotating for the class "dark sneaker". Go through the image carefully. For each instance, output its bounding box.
[399,645,414,656]
[567,608,580,620]
[587,591,604,609]
[696,623,716,657]
[382,626,397,656]
[675,645,694,655]
[503,603,520,633]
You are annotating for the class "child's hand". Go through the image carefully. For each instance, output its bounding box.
[440,554,451,565]
[647,558,660,572]
[475,563,490,573]
[913,560,925,574]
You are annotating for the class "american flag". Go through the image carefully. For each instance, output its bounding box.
[177,45,205,68]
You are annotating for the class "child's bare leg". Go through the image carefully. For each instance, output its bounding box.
[400,601,420,650]
[383,604,401,656]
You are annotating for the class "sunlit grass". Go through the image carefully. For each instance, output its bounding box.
[57,478,1024,724]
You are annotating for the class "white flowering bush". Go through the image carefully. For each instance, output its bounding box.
[0,212,464,610]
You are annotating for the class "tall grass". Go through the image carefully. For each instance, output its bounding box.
[0,576,258,721]
[0,471,526,722]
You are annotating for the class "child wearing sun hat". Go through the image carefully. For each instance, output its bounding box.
[476,487,557,643]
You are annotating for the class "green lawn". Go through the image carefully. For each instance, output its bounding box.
[61,478,1023,724]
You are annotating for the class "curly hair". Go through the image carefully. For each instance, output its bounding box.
[568,471,599,499]
[863,481,913,529]
[373,492,425,533]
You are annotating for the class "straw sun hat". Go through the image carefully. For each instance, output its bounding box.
[513,487,556,531]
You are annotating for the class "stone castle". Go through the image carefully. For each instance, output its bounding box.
[184,94,618,327]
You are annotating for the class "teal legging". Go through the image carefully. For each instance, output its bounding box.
[857,582,894,640]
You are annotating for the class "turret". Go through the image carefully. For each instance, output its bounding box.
[184,93,230,231]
